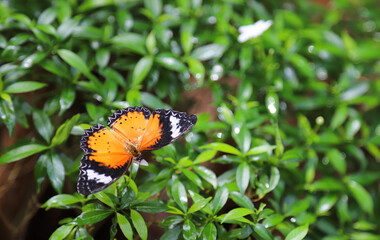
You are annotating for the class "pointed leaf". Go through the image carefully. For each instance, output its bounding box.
[131,209,147,240]
[0,143,48,164]
[285,224,309,240]
[117,213,133,240]
[172,179,188,212]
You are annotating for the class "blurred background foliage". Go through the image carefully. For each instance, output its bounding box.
[0,0,379,239]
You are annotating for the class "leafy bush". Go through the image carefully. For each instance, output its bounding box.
[1,0,379,239]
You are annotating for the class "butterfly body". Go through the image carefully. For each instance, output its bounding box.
[77,106,197,195]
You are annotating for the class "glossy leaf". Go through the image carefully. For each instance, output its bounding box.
[285,224,309,240]
[171,179,188,212]
[221,208,254,223]
[253,223,273,240]
[0,143,48,164]
[183,219,196,240]
[201,222,217,240]
[327,149,346,175]
[5,81,47,94]
[132,56,154,87]
[212,186,229,214]
[33,110,54,143]
[43,194,81,209]
[49,224,74,240]
[188,197,212,214]
[236,162,250,194]
[347,180,373,215]
[0,97,15,136]
[194,166,217,189]
[117,213,133,240]
[51,114,80,147]
[202,142,241,156]
[57,49,90,75]
[191,44,226,61]
[46,152,65,194]
[75,210,112,225]
[131,209,148,240]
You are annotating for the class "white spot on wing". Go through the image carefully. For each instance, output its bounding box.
[86,169,112,184]
[169,115,181,138]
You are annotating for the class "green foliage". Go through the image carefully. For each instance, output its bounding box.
[1,0,380,239]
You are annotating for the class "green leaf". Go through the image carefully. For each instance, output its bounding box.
[0,143,48,164]
[33,110,54,143]
[188,197,212,214]
[134,200,168,213]
[188,58,205,86]
[131,209,148,240]
[347,180,373,215]
[111,33,146,55]
[236,162,250,194]
[37,7,57,25]
[181,28,193,55]
[310,177,345,191]
[346,118,361,139]
[182,168,204,189]
[327,149,346,175]
[94,192,115,208]
[171,179,188,212]
[201,222,217,240]
[0,97,15,136]
[229,191,255,210]
[194,150,217,164]
[96,48,110,68]
[132,56,154,87]
[330,105,348,129]
[51,114,80,147]
[156,54,187,72]
[182,219,196,240]
[34,153,47,192]
[194,166,217,189]
[140,92,171,109]
[49,224,75,240]
[59,87,76,116]
[212,186,229,214]
[221,208,254,223]
[5,81,47,94]
[289,54,313,78]
[75,210,112,225]
[46,152,65,194]
[117,213,133,240]
[146,31,156,54]
[285,224,309,240]
[144,0,162,18]
[202,142,242,156]
[316,194,338,215]
[263,213,284,228]
[57,49,90,75]
[42,194,81,209]
[21,52,48,69]
[286,197,311,217]
[253,224,273,240]
[247,145,276,155]
[191,44,226,61]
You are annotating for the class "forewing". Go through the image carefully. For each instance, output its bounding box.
[107,107,152,146]
[78,124,133,195]
[139,109,197,150]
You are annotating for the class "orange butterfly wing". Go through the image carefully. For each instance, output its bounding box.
[77,124,133,195]
[78,107,197,195]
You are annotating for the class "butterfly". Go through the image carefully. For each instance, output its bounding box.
[77,106,197,195]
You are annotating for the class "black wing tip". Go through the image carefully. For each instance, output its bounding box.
[189,114,197,125]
